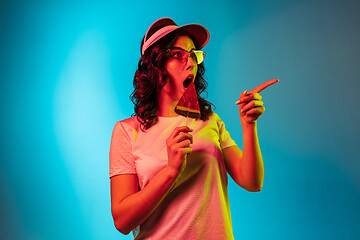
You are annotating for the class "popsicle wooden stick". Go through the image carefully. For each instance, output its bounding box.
[185,111,189,126]
[183,111,189,163]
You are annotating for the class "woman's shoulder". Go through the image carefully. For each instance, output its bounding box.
[111,116,141,141]
[114,116,140,132]
[119,115,138,125]
[207,111,221,122]
[204,111,228,129]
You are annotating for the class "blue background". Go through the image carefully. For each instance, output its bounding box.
[1,0,359,239]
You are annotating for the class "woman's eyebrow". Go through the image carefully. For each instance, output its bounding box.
[171,46,196,52]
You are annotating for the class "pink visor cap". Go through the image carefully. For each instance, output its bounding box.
[141,17,210,55]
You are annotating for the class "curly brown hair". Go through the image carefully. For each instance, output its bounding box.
[130,30,214,130]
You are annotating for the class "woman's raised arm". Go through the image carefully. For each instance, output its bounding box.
[110,126,193,234]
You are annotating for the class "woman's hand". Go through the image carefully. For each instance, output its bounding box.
[236,91,265,124]
[235,79,279,125]
[166,126,193,173]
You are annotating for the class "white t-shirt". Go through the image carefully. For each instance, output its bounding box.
[109,112,237,240]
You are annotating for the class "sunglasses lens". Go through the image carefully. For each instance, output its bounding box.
[169,49,206,64]
[194,51,205,64]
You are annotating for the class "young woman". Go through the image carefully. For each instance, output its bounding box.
[109,17,271,240]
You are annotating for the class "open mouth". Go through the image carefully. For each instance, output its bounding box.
[183,76,193,89]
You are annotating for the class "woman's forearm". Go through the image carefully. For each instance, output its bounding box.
[241,122,264,191]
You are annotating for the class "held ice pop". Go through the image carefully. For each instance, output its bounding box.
[175,80,199,162]
[175,81,201,119]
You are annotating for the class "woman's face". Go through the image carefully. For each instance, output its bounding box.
[162,35,198,101]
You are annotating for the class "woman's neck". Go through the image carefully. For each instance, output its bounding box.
[157,92,179,117]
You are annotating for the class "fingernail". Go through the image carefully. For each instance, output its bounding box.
[235,99,240,104]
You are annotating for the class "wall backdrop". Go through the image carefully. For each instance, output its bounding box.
[1,0,359,239]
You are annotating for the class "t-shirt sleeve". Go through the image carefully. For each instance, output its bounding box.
[109,121,137,178]
[215,113,237,149]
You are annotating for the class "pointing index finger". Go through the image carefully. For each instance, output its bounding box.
[249,79,279,94]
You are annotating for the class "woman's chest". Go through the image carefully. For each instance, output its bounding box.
[131,121,223,189]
